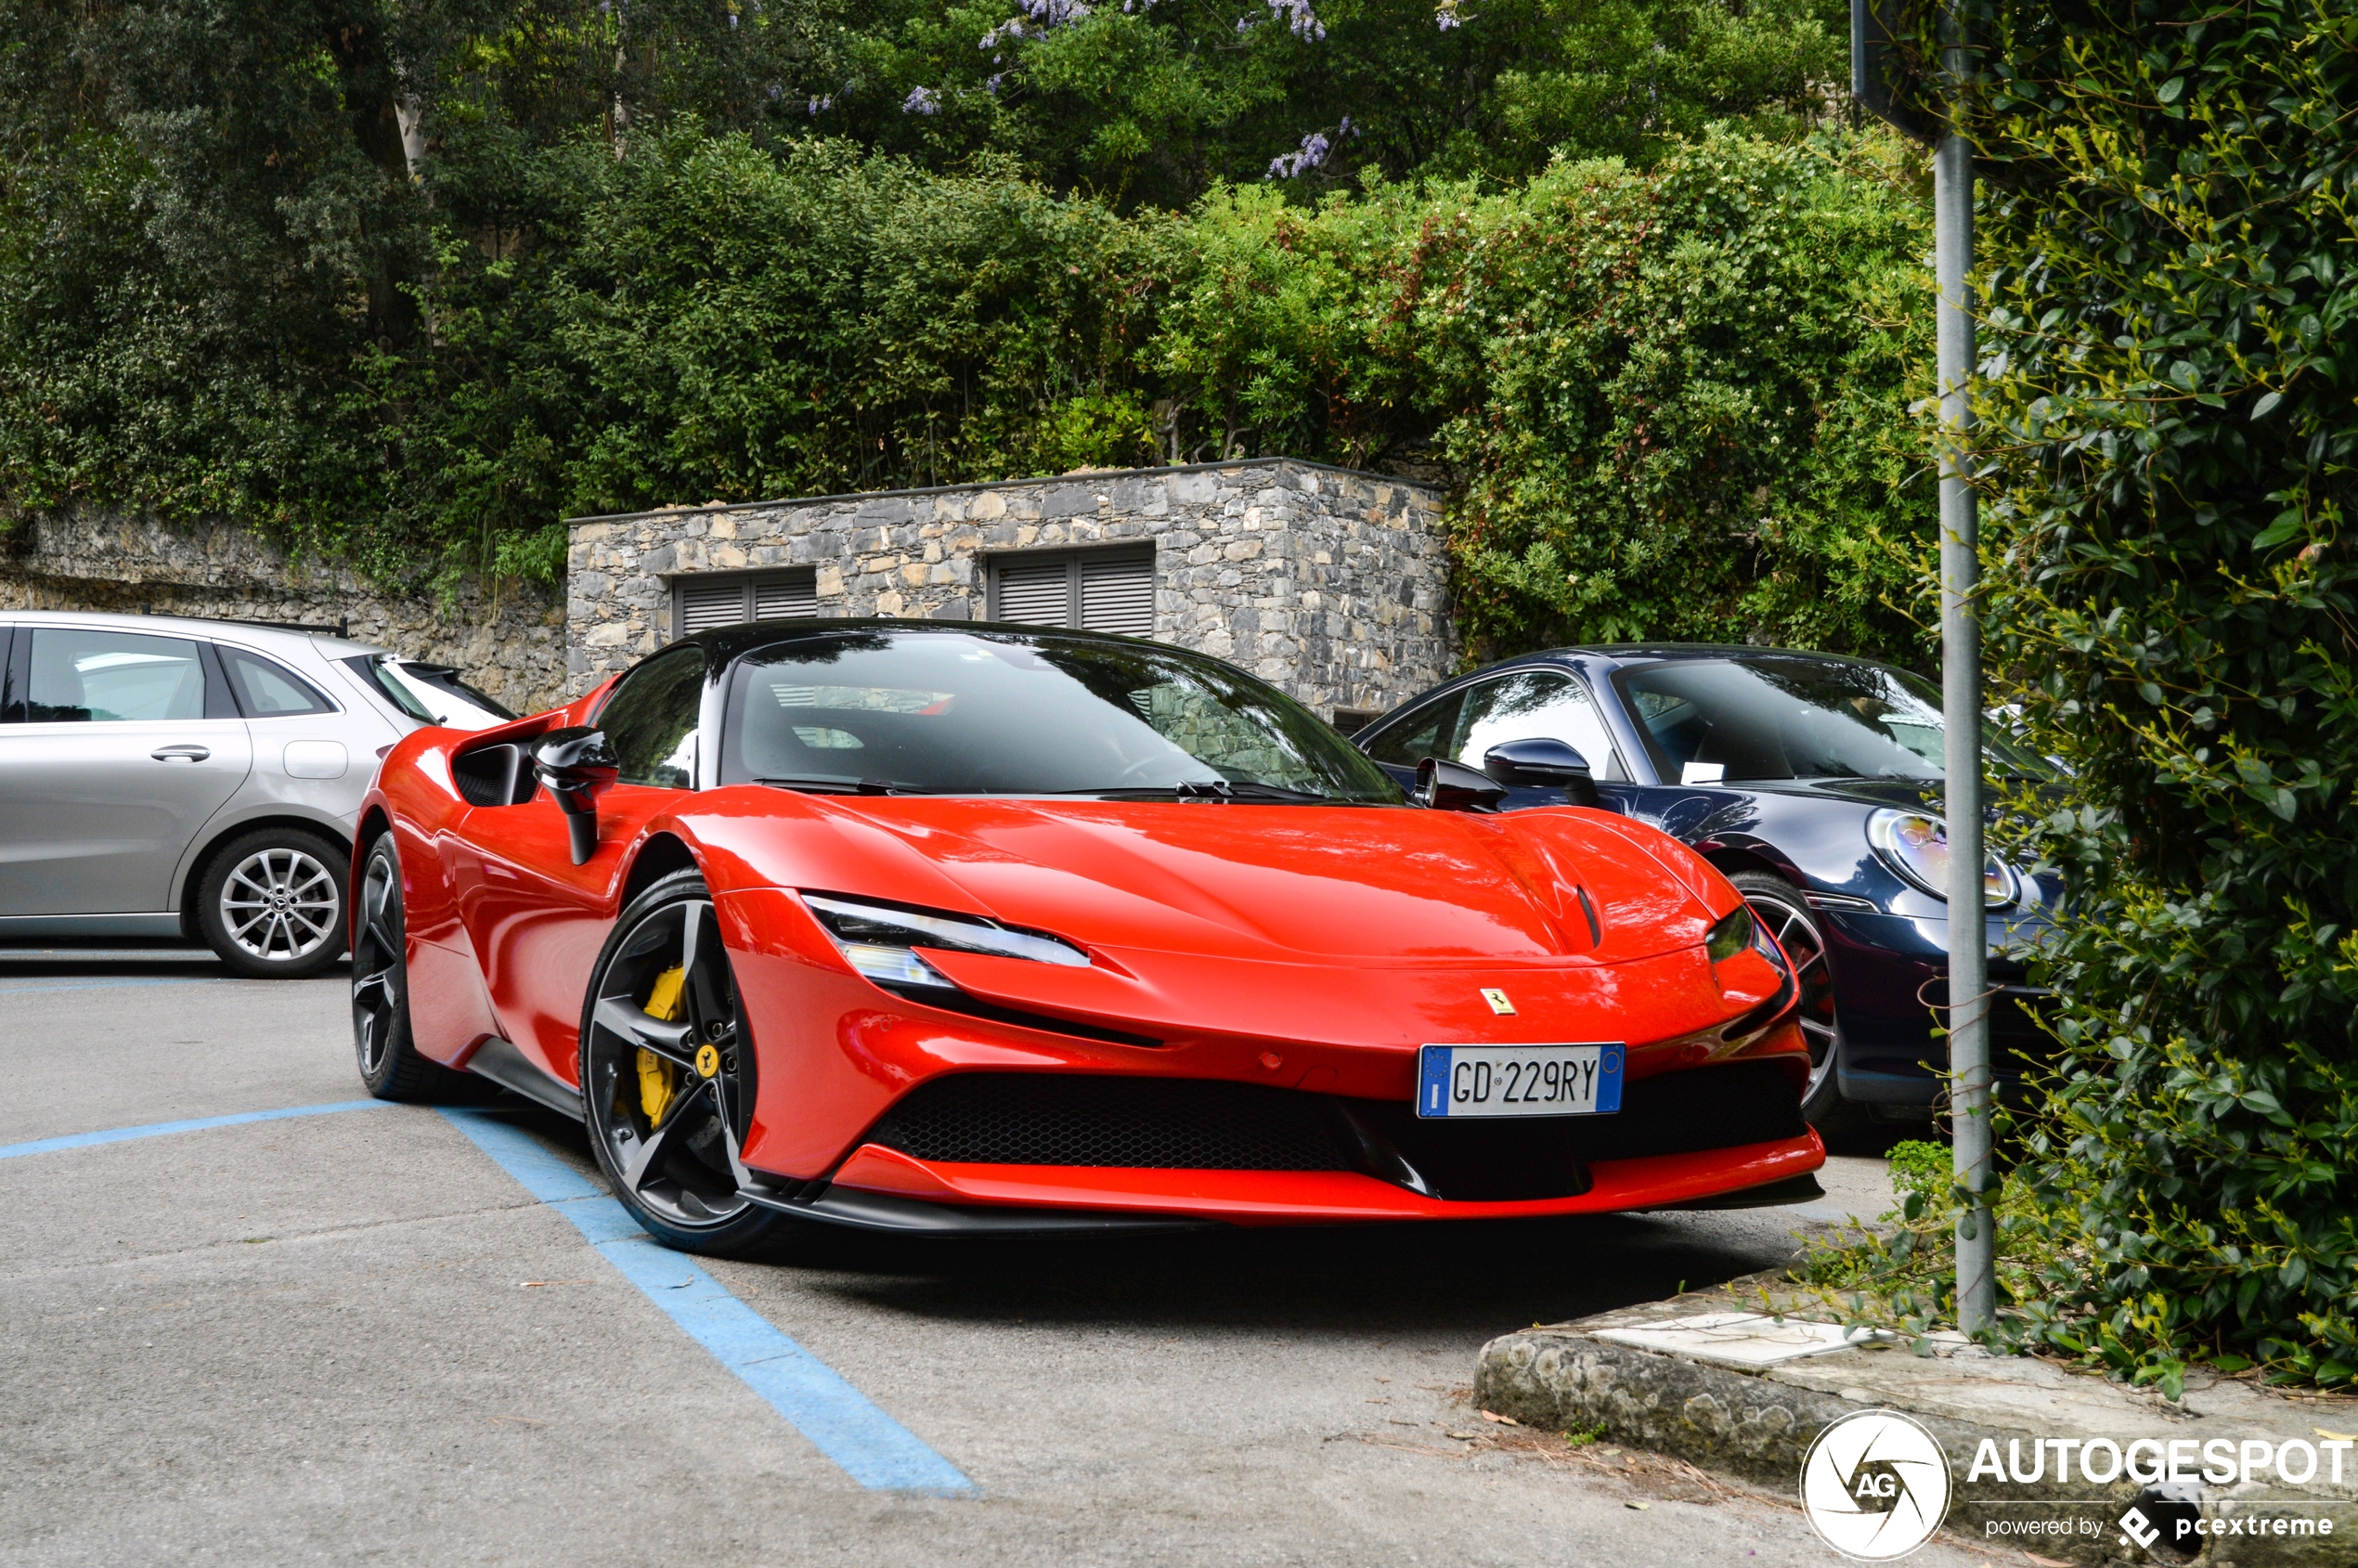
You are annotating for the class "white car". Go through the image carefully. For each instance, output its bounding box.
[0,611,513,976]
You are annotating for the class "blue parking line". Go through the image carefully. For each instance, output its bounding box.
[0,1099,391,1161]
[0,978,234,996]
[437,1108,974,1497]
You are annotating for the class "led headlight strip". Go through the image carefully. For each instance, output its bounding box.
[801,892,1091,991]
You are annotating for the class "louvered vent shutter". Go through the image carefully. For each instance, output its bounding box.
[1079,551,1155,638]
[993,558,1071,626]
[678,579,749,632]
[752,574,817,620]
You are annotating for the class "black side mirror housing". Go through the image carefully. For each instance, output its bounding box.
[1415,757,1510,812]
[533,726,620,864]
[1482,736,1599,808]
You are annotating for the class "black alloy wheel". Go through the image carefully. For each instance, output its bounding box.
[351,836,473,1101]
[580,869,802,1258]
[1730,871,1864,1134]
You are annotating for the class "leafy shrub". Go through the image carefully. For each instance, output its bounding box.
[1158,131,1939,659]
[1801,0,2358,1391]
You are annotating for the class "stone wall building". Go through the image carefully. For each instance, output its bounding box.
[565,458,1455,726]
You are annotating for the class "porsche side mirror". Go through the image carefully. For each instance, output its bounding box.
[533,726,620,864]
[1482,737,1599,808]
[1415,757,1509,812]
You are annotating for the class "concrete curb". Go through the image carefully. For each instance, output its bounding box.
[1474,1281,2358,1565]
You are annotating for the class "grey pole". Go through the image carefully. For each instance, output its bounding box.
[1934,122,1995,1334]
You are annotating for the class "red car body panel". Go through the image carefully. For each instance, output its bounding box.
[358,675,1822,1229]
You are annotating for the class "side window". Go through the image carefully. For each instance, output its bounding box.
[1358,693,1464,767]
[598,646,706,788]
[25,628,210,722]
[220,647,336,717]
[1449,670,1627,782]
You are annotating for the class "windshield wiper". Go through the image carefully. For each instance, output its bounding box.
[1036,781,1344,804]
[756,776,945,796]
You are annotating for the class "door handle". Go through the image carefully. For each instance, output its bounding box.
[151,745,211,762]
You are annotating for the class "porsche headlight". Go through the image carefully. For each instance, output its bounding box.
[801,893,1090,990]
[1867,810,2018,907]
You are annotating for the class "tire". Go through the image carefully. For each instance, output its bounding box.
[351,835,476,1102]
[578,868,808,1259]
[1730,871,1866,1134]
[197,826,349,978]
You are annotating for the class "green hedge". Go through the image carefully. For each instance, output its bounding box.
[1930,0,2358,1388]
[1156,132,1935,658]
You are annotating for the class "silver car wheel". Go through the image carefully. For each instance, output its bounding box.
[219,846,342,962]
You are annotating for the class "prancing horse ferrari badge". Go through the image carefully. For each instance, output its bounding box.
[694,1043,722,1078]
[1481,989,1516,1016]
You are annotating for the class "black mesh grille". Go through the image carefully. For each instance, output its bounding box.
[1346,1057,1806,1200]
[860,1059,1805,1203]
[867,1074,1355,1171]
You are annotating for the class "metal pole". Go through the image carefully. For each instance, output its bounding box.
[1934,123,1994,1335]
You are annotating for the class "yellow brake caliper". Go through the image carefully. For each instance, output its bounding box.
[637,965,687,1124]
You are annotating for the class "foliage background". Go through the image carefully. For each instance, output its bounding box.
[0,0,1930,656]
[1827,0,2358,1388]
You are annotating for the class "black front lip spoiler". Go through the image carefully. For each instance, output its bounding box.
[738,1180,1220,1238]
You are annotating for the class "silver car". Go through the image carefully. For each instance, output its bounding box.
[0,611,513,977]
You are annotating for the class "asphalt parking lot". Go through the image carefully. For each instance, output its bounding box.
[1,949,1978,1567]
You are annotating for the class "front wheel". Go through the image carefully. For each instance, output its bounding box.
[578,869,807,1258]
[1730,871,1864,1134]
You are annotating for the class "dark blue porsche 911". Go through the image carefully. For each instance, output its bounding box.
[1352,644,2058,1131]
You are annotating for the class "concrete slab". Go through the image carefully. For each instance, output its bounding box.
[1593,1312,1888,1367]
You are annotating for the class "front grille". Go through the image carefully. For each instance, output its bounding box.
[858,1059,1807,1203]
[868,1074,1356,1171]
[1344,1057,1805,1200]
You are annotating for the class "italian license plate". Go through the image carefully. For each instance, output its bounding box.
[1415,1043,1625,1120]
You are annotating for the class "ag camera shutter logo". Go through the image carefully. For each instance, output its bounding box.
[1800,1409,1954,1560]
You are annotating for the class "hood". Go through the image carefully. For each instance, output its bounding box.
[682,794,1725,967]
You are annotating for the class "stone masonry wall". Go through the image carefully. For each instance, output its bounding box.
[566,458,1455,717]
[1,513,567,715]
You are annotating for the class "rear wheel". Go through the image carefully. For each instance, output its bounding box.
[351,836,474,1101]
[579,869,805,1258]
[198,826,348,978]
[1730,871,1864,1134]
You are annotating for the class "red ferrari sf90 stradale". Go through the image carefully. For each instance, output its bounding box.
[351,621,1823,1255]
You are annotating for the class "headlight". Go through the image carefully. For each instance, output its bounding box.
[801,893,1090,991]
[1704,905,1755,965]
[1867,810,2018,907]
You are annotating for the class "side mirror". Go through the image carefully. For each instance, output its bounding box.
[1415,757,1509,813]
[1482,737,1599,808]
[533,727,620,864]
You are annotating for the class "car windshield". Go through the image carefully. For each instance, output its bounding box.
[720,628,1402,804]
[1613,655,2049,784]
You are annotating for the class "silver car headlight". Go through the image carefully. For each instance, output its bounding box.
[801,893,1090,990]
[1867,809,2018,907]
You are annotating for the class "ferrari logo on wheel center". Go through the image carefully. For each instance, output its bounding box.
[694,1043,721,1079]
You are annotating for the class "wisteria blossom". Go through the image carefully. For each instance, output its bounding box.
[1265,0,1325,40]
[807,93,834,114]
[901,85,941,114]
[1432,0,1466,28]
[1266,117,1350,178]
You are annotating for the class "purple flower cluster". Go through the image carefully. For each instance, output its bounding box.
[1432,0,1466,28]
[1266,116,1350,178]
[901,85,939,114]
[1264,0,1325,39]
